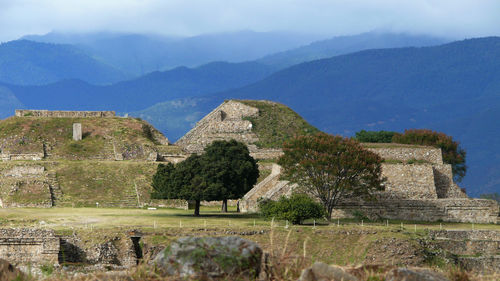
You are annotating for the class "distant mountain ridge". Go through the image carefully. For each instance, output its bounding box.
[258,32,449,68]
[0,61,275,113]
[23,30,323,75]
[0,40,127,85]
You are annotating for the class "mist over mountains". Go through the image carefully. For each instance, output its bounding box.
[23,31,322,76]
[0,31,498,196]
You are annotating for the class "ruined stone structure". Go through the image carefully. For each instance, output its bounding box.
[0,164,60,208]
[176,100,283,159]
[240,143,498,223]
[15,110,116,118]
[240,164,295,212]
[429,230,500,274]
[0,229,59,265]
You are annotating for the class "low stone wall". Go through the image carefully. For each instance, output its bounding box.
[332,198,499,223]
[0,228,59,265]
[0,153,44,161]
[250,149,283,160]
[15,110,115,118]
[381,164,438,199]
[364,144,443,164]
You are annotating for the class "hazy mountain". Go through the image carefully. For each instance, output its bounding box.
[0,40,127,85]
[24,31,322,75]
[0,61,275,114]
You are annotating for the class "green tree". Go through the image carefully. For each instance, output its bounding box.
[479,193,500,204]
[354,130,396,143]
[278,133,384,218]
[203,140,259,212]
[151,140,259,216]
[392,129,467,182]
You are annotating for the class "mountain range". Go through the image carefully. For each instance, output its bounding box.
[23,31,323,76]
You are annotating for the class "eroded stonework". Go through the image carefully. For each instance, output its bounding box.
[0,228,59,265]
[175,100,282,159]
[15,110,115,118]
[240,143,497,223]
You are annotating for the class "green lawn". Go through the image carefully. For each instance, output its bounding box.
[0,207,497,232]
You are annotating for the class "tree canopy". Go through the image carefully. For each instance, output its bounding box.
[354,130,396,143]
[392,129,466,182]
[278,133,384,217]
[151,139,259,215]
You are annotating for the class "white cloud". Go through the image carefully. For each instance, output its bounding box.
[0,0,499,42]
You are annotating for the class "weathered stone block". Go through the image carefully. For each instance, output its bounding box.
[73,123,82,141]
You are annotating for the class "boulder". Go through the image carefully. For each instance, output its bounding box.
[299,262,359,281]
[154,236,262,279]
[385,268,449,281]
[0,259,24,281]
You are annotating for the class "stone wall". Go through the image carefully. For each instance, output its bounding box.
[432,164,467,198]
[380,164,438,199]
[0,228,59,265]
[15,110,116,118]
[364,144,443,164]
[0,164,53,207]
[332,198,499,223]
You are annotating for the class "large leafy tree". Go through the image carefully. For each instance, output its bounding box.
[392,129,467,182]
[151,140,259,216]
[278,133,384,218]
[203,140,259,212]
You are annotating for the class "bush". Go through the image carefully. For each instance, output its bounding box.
[259,194,326,225]
[354,130,396,143]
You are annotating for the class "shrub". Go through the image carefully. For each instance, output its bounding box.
[354,130,396,143]
[259,194,326,225]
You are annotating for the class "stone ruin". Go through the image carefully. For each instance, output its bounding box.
[15,109,116,118]
[173,100,498,223]
[1,103,499,223]
[241,143,499,223]
[175,100,283,159]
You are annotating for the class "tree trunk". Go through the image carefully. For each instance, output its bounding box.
[221,199,228,212]
[194,200,201,216]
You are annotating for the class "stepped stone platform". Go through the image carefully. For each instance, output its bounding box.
[176,100,283,159]
[240,164,295,212]
[429,230,500,274]
[241,143,499,224]
[0,228,59,265]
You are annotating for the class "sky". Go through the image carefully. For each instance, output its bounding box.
[1,0,499,42]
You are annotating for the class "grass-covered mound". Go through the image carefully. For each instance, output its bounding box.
[238,100,319,148]
[0,116,168,160]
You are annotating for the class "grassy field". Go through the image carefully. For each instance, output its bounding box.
[0,206,500,232]
[1,206,498,232]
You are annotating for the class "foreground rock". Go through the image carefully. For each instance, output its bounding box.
[299,262,359,281]
[385,267,449,281]
[0,259,24,281]
[154,236,262,279]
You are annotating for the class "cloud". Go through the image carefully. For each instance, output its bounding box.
[0,0,499,42]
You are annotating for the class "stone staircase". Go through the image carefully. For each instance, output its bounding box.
[429,230,500,274]
[240,164,294,212]
[104,185,139,208]
[46,172,64,207]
